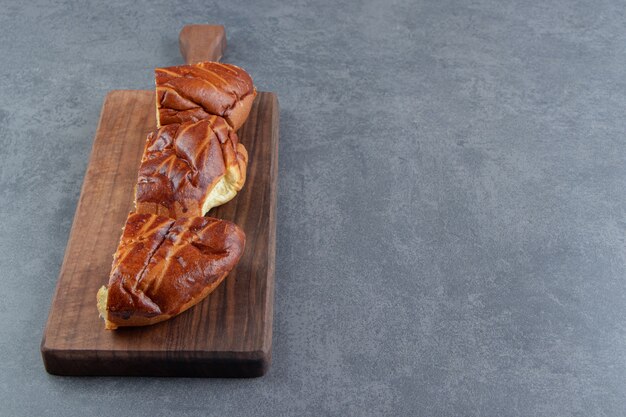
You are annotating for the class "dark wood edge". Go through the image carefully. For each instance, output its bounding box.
[261,93,280,360]
[42,345,271,378]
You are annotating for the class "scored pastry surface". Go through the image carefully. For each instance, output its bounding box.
[155,62,256,131]
[98,212,245,329]
[135,116,248,219]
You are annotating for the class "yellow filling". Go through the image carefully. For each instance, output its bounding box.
[201,166,242,214]
[96,286,117,330]
[97,286,108,319]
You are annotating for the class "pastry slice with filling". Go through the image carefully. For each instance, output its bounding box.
[97,212,245,329]
[135,116,248,219]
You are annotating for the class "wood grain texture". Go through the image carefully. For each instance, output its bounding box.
[179,24,226,64]
[41,90,279,377]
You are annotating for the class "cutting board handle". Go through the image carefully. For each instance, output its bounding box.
[179,24,226,64]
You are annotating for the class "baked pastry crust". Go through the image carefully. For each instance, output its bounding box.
[97,212,245,329]
[135,116,248,218]
[155,62,256,131]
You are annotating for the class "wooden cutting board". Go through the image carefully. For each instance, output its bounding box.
[41,25,279,377]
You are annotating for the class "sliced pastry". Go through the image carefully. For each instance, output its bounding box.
[97,212,245,329]
[135,116,248,218]
[155,61,256,131]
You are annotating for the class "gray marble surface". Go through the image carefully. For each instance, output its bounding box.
[1,0,625,415]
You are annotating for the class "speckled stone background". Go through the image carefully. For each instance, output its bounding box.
[1,0,625,415]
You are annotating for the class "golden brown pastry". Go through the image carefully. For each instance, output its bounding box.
[97,212,245,329]
[135,116,248,218]
[155,62,256,131]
